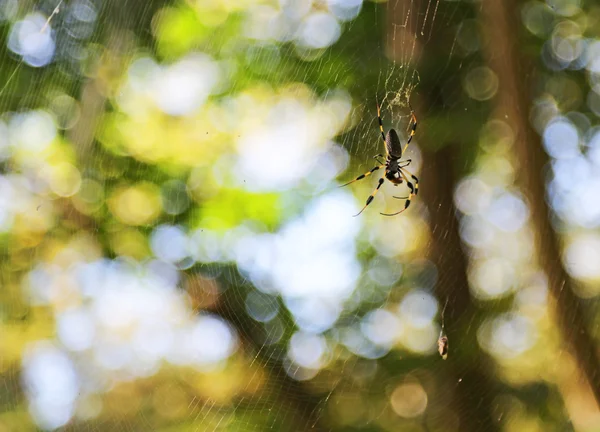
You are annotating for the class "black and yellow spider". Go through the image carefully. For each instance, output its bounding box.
[341,102,419,217]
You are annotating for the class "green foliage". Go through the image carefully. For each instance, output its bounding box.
[195,188,282,231]
[154,6,211,60]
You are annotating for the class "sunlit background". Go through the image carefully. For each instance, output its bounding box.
[1,0,599,430]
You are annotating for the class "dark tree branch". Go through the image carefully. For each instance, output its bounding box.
[208,272,328,431]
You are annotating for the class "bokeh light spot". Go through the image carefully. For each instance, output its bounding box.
[390,380,428,418]
[463,66,499,101]
[109,183,162,226]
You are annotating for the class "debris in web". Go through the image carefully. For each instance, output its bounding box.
[438,298,449,360]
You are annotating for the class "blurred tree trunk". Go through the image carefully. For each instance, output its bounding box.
[421,146,500,432]
[69,0,169,165]
[385,2,501,430]
[479,0,600,408]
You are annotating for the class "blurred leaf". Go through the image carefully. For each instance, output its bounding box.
[155,7,210,59]
[196,188,282,231]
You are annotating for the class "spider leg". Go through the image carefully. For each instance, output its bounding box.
[354,176,385,217]
[376,104,386,147]
[339,164,384,188]
[402,108,418,155]
[399,159,412,168]
[392,172,415,200]
[381,170,417,216]
[399,166,419,195]
[373,154,385,164]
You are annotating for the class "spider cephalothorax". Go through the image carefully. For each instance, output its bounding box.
[340,102,419,217]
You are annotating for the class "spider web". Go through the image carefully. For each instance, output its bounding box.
[0,0,597,431]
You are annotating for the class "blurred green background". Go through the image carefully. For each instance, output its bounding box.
[1,0,600,430]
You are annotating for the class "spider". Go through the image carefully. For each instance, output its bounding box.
[340,102,419,217]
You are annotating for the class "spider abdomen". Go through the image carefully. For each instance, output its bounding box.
[385,129,403,158]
